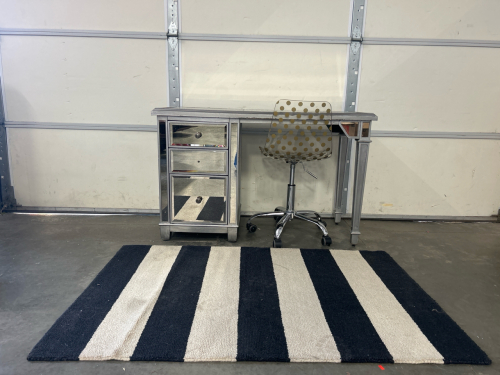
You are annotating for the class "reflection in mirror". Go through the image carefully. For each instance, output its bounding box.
[362,122,370,138]
[171,176,227,223]
[341,122,358,137]
[171,150,227,173]
[159,121,168,221]
[170,122,227,147]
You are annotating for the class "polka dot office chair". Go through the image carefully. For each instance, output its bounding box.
[246,99,333,248]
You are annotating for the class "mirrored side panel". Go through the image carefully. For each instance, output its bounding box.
[169,122,227,148]
[171,176,227,224]
[159,121,169,222]
[229,122,239,225]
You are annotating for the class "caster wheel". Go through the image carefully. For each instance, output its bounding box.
[273,238,282,248]
[320,220,327,227]
[274,208,282,222]
[246,223,257,233]
[321,235,332,246]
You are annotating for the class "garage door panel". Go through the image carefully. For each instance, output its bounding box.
[181,41,347,110]
[0,0,165,32]
[7,128,158,209]
[365,0,500,40]
[358,45,500,132]
[181,0,350,37]
[363,137,500,216]
[1,36,167,125]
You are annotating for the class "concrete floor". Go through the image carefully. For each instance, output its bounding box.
[0,212,499,375]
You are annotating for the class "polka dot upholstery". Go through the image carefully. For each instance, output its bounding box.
[260,100,333,162]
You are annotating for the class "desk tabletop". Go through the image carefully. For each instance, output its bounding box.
[152,107,378,122]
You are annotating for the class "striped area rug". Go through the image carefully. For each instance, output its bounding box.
[28,245,491,364]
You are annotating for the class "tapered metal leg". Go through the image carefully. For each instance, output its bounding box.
[275,213,293,239]
[296,210,322,221]
[160,226,171,241]
[350,139,371,245]
[227,227,238,242]
[334,135,350,224]
[247,211,285,223]
[296,214,329,237]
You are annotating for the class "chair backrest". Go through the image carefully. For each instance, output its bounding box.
[261,99,333,162]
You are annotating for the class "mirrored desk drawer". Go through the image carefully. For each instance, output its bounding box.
[169,122,227,148]
[170,149,227,174]
[170,175,227,224]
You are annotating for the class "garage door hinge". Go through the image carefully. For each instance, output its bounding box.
[350,41,361,55]
[168,37,178,50]
[352,26,363,41]
[168,21,178,37]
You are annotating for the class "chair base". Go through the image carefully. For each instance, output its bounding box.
[246,207,331,248]
[246,162,332,248]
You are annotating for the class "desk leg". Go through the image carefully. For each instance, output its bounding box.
[350,139,371,245]
[334,135,350,224]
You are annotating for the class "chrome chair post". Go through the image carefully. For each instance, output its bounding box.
[286,162,296,213]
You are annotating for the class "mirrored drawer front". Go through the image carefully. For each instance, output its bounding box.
[171,175,227,224]
[169,122,227,148]
[170,149,227,174]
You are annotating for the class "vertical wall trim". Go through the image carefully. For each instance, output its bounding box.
[0,74,16,209]
[166,0,181,107]
[164,0,170,105]
[341,0,368,214]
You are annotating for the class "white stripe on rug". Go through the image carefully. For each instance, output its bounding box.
[174,196,208,222]
[332,250,444,364]
[271,248,341,362]
[184,247,240,362]
[79,245,182,361]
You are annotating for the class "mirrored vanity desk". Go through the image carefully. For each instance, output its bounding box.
[153,107,377,244]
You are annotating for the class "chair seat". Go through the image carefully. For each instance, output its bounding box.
[261,99,334,163]
[259,146,332,162]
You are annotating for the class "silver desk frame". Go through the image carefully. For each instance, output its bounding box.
[153,107,377,245]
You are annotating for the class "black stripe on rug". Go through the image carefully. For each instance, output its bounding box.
[236,247,289,361]
[197,197,226,222]
[130,246,211,361]
[27,245,152,361]
[301,249,393,363]
[360,251,491,365]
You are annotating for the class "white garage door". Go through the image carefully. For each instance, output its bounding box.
[0,0,499,218]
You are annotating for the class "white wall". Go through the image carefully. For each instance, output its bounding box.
[364,138,500,216]
[7,128,158,209]
[0,0,165,32]
[357,45,500,132]
[1,36,166,125]
[181,0,350,37]
[181,42,347,110]
[365,0,500,40]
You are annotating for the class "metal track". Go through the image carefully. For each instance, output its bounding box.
[2,29,500,49]
[5,121,500,140]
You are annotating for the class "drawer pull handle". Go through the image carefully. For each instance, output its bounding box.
[196,196,203,204]
[195,132,202,139]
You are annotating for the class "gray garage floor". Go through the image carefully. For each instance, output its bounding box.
[0,213,499,375]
